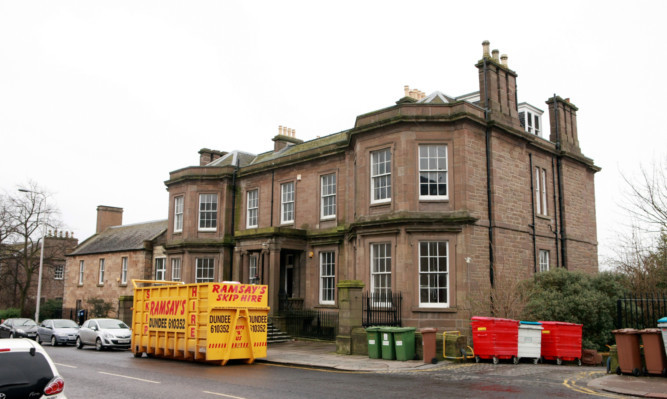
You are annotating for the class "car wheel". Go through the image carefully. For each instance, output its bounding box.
[51,336,57,346]
[76,337,83,349]
[37,335,42,344]
[9,333,13,339]
[95,338,103,351]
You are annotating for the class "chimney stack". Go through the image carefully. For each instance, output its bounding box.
[476,40,520,128]
[273,125,302,152]
[96,206,123,234]
[198,148,228,166]
[547,95,580,153]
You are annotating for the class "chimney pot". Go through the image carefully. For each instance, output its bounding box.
[501,54,508,67]
[492,49,499,62]
[482,40,490,58]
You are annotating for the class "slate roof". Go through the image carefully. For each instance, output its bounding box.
[250,130,349,165]
[207,150,257,167]
[69,220,167,256]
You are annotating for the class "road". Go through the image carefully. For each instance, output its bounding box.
[45,345,617,399]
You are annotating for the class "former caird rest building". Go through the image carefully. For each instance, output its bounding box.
[65,41,599,335]
[161,41,599,330]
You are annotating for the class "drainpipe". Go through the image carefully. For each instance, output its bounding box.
[551,157,560,268]
[553,94,567,268]
[270,170,275,227]
[483,58,495,288]
[529,153,537,274]
[229,156,240,280]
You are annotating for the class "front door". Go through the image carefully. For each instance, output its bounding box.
[284,254,294,298]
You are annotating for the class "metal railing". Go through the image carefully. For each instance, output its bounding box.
[278,293,304,312]
[281,309,339,341]
[617,293,667,329]
[362,291,402,327]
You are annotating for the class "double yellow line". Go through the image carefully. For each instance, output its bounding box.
[563,371,621,398]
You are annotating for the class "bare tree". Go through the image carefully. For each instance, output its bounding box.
[608,227,667,294]
[611,157,667,293]
[621,157,667,233]
[0,182,62,314]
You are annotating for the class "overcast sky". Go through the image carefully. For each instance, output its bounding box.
[1,1,665,269]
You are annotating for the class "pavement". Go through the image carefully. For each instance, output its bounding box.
[260,340,667,398]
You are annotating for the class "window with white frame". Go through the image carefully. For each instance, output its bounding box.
[171,258,181,281]
[155,258,166,280]
[174,196,184,232]
[539,250,550,272]
[320,174,336,219]
[54,264,64,280]
[419,144,448,199]
[249,255,258,284]
[534,167,548,216]
[196,258,215,282]
[319,252,335,305]
[121,257,128,284]
[370,243,392,301]
[98,259,105,285]
[78,260,84,285]
[198,194,218,230]
[371,149,391,203]
[280,182,295,224]
[519,105,543,137]
[419,241,449,307]
[247,189,258,228]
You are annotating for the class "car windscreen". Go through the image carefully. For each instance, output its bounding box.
[53,319,79,328]
[0,351,54,398]
[16,319,37,327]
[98,320,129,329]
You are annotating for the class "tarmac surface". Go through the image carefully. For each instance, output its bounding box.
[260,340,667,398]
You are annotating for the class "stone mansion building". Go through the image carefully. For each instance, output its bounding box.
[65,42,599,331]
[161,42,598,331]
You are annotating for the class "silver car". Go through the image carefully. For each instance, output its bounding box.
[76,318,131,351]
[37,319,80,346]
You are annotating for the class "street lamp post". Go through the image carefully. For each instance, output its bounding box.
[18,188,46,323]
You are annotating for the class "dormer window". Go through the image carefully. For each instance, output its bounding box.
[518,103,544,137]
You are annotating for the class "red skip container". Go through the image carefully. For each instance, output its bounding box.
[471,317,519,364]
[539,321,582,365]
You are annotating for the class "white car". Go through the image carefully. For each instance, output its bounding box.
[0,338,67,398]
[76,318,131,351]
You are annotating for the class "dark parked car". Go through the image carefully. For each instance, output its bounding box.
[37,319,80,346]
[0,318,38,339]
[0,338,67,398]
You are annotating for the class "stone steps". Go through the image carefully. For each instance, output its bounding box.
[267,322,291,344]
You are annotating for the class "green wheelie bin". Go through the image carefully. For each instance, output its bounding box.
[366,327,382,359]
[380,327,396,360]
[393,327,416,361]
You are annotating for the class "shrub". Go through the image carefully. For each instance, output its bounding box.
[0,308,21,320]
[86,297,115,318]
[521,269,625,350]
[39,299,63,320]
